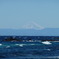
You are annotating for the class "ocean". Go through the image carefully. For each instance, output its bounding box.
[0,36,59,59]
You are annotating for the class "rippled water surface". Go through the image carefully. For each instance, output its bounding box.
[0,41,59,59]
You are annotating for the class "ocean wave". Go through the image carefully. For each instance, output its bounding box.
[42,41,52,45]
[15,44,38,47]
[0,43,2,46]
[6,46,10,48]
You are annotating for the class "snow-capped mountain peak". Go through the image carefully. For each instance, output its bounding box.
[22,22,45,30]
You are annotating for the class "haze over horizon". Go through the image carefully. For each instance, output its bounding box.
[0,0,59,29]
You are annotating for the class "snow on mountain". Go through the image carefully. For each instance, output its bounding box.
[22,22,44,30]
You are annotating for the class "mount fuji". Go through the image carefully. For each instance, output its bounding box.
[21,22,44,30]
[0,23,59,36]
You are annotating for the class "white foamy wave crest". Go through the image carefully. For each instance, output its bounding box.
[15,44,26,47]
[30,44,35,45]
[0,44,2,46]
[6,46,10,48]
[15,44,36,47]
[19,44,24,47]
[42,41,52,45]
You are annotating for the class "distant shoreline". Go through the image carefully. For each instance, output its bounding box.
[0,36,59,42]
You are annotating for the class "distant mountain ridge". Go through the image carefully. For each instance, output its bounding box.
[0,28,59,36]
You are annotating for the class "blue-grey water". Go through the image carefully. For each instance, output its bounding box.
[0,36,59,59]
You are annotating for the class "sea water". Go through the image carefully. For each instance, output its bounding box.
[0,36,59,59]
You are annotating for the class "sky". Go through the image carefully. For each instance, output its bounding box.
[0,0,59,29]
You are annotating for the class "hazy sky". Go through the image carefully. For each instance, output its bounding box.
[0,0,59,29]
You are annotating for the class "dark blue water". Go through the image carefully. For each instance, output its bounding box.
[0,36,59,59]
